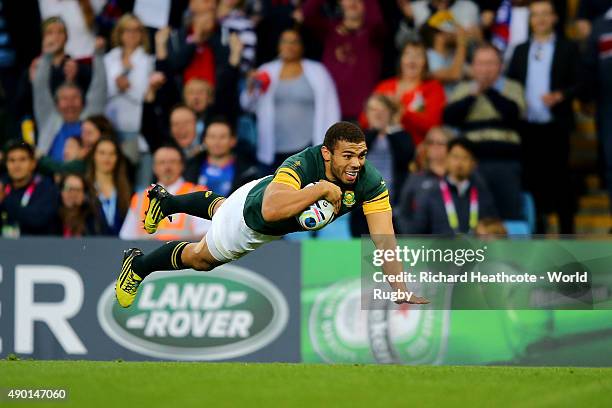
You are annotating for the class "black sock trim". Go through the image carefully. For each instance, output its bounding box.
[171,241,189,269]
[208,196,224,218]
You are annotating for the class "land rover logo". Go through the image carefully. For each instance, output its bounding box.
[97,265,289,360]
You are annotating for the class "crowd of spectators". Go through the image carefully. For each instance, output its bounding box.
[1,0,611,239]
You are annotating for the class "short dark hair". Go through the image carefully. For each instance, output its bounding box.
[54,82,83,102]
[206,116,236,137]
[6,141,35,159]
[447,137,477,159]
[529,0,556,12]
[473,42,503,63]
[153,142,186,163]
[170,103,196,119]
[323,121,365,151]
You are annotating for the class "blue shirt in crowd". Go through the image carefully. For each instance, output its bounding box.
[48,122,81,162]
[198,159,235,197]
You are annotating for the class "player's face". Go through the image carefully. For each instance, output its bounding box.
[328,140,367,184]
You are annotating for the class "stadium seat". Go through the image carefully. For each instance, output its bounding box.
[502,192,535,237]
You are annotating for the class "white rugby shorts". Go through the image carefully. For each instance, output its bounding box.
[205,177,280,263]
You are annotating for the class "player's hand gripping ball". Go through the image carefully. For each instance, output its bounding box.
[297,184,335,231]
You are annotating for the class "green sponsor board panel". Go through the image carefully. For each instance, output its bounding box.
[302,239,612,365]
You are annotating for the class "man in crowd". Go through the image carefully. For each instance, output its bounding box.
[0,142,59,236]
[583,5,612,222]
[184,118,259,197]
[32,37,106,162]
[119,144,209,241]
[507,0,580,233]
[300,0,385,121]
[407,137,497,234]
[443,43,525,220]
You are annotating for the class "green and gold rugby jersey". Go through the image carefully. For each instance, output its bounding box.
[243,144,391,235]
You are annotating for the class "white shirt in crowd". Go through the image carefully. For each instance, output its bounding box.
[104,46,154,134]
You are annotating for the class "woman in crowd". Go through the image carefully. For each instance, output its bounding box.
[367,40,446,146]
[350,94,415,237]
[104,13,154,165]
[85,137,131,236]
[363,94,415,203]
[38,0,104,59]
[419,18,468,97]
[395,126,452,233]
[37,115,117,177]
[57,173,105,237]
[240,28,340,170]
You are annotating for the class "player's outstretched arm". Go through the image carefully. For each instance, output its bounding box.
[365,210,430,305]
[261,180,342,222]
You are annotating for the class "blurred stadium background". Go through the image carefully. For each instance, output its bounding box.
[1,0,612,405]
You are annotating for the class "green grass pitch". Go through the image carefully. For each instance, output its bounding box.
[1,361,611,407]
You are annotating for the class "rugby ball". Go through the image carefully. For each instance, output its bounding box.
[296,184,335,231]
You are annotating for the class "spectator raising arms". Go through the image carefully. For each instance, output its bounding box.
[85,137,132,235]
[38,0,105,59]
[0,142,59,236]
[366,40,446,146]
[33,37,107,162]
[57,172,105,237]
[17,16,92,119]
[217,0,257,73]
[419,14,468,96]
[104,13,154,164]
[301,0,385,120]
[240,29,340,169]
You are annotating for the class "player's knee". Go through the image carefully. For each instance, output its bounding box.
[190,252,214,271]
